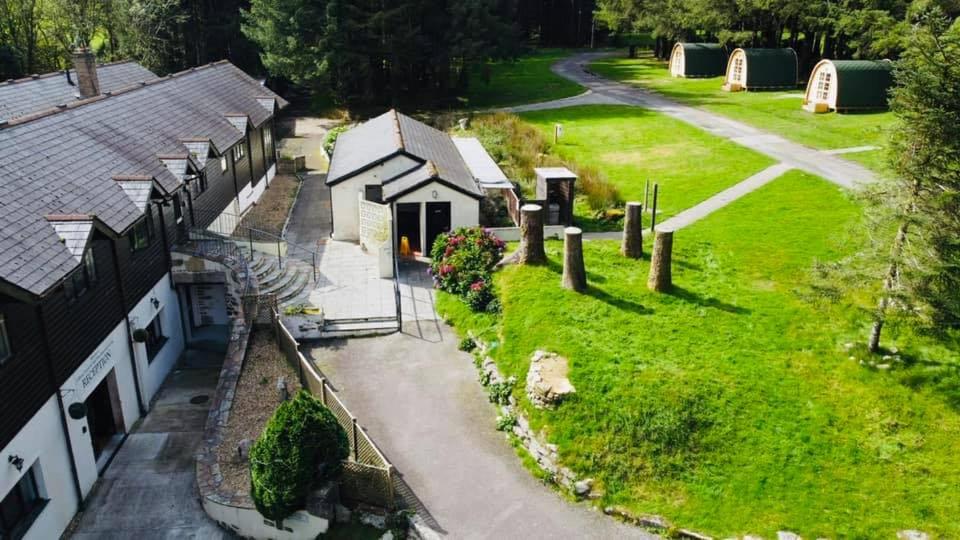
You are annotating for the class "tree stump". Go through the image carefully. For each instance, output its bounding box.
[519,204,546,265]
[621,202,643,258]
[647,230,673,292]
[562,227,586,292]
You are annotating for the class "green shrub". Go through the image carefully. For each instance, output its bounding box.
[470,113,549,195]
[322,125,350,155]
[496,412,518,431]
[249,390,349,523]
[487,377,516,405]
[458,337,476,352]
[429,227,505,312]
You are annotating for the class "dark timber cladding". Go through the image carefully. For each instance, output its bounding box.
[0,58,287,451]
[675,43,727,77]
[831,60,894,110]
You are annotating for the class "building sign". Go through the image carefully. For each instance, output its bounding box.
[79,339,114,391]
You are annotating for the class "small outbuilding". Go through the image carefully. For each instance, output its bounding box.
[669,43,727,78]
[723,48,798,91]
[802,59,893,113]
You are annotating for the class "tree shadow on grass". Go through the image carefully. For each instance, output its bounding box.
[668,286,751,315]
[587,285,654,316]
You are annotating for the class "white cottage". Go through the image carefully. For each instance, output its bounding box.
[327,110,498,255]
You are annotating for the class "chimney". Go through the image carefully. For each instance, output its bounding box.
[71,48,100,98]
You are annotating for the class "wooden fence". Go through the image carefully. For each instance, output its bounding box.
[271,308,396,509]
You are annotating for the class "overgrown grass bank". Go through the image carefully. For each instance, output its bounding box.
[457,50,585,108]
[589,53,894,169]
[440,171,960,537]
[520,105,776,225]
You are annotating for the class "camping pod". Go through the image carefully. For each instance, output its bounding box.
[802,59,893,113]
[723,48,798,91]
[669,43,727,78]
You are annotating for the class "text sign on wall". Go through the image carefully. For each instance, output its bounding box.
[79,340,114,391]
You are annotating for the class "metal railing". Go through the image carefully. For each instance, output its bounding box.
[393,251,403,330]
[190,209,318,283]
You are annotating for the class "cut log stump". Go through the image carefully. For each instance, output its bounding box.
[519,204,546,265]
[562,227,586,292]
[647,229,673,292]
[621,201,643,258]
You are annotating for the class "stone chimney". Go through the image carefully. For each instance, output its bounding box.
[71,48,100,98]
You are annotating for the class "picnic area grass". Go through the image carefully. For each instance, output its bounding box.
[519,105,776,226]
[588,53,895,168]
[457,49,585,108]
[439,170,960,537]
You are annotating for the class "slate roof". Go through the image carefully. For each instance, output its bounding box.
[0,61,287,296]
[327,109,483,201]
[0,61,157,122]
[675,43,727,77]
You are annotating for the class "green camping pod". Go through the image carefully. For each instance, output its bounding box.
[723,48,798,91]
[669,43,727,78]
[802,59,893,113]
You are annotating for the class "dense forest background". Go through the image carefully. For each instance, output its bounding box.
[1,0,957,106]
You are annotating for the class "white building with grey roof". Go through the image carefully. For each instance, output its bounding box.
[326,110,508,255]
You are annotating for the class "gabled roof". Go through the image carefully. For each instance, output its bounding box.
[0,61,157,123]
[0,60,287,296]
[326,109,483,200]
[45,215,94,262]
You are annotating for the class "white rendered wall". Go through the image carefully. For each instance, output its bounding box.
[128,274,186,403]
[59,320,140,496]
[392,182,480,253]
[331,156,419,241]
[0,397,79,540]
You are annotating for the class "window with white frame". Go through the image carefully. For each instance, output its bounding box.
[816,70,832,101]
[0,315,11,365]
[0,461,47,538]
[232,142,246,163]
[220,156,228,173]
[733,56,744,82]
[144,310,167,362]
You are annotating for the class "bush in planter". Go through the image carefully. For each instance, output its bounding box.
[249,390,349,524]
[428,227,505,312]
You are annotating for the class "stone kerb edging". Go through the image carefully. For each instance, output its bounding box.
[468,333,730,540]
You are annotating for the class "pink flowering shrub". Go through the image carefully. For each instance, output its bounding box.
[429,227,505,312]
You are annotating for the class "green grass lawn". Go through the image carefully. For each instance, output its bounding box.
[457,49,585,109]
[440,170,960,537]
[589,53,895,167]
[519,105,776,227]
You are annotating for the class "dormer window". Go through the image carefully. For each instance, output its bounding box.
[65,247,98,301]
[0,315,11,365]
[187,170,207,197]
[129,207,154,252]
[232,142,246,163]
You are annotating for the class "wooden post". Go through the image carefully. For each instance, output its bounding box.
[647,230,674,292]
[519,204,546,265]
[621,202,643,258]
[562,227,586,292]
[643,180,650,212]
[650,184,659,233]
[352,418,359,461]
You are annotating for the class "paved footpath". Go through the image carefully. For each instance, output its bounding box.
[304,263,655,539]
[507,52,876,190]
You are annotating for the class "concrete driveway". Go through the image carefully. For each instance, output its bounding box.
[70,348,228,540]
[303,270,655,539]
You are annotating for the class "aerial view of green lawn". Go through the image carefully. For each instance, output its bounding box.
[439,170,960,537]
[519,105,776,225]
[456,49,585,109]
[589,53,896,171]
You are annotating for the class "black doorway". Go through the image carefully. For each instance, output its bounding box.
[396,203,421,254]
[425,202,451,255]
[85,372,121,461]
